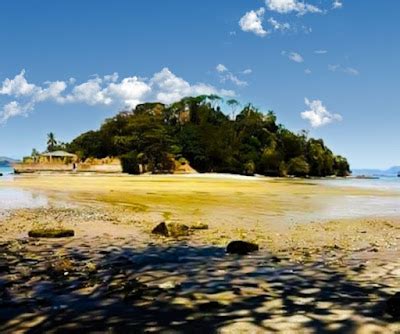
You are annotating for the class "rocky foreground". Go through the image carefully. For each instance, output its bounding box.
[1,204,400,333]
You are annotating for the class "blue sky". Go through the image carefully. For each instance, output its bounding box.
[0,0,399,169]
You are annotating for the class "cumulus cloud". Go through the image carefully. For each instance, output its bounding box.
[268,17,291,32]
[215,64,248,87]
[242,69,252,75]
[265,0,322,15]
[0,68,235,123]
[328,64,359,76]
[301,98,342,128]
[332,0,343,9]
[304,68,312,75]
[0,70,36,97]
[282,51,304,63]
[239,8,269,37]
[314,49,328,54]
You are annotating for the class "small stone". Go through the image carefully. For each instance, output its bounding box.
[190,222,209,230]
[151,222,190,237]
[226,240,259,255]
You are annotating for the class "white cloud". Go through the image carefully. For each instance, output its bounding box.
[282,51,304,63]
[268,17,291,32]
[216,64,228,73]
[0,101,34,123]
[65,77,112,106]
[332,0,343,9]
[239,8,269,37]
[0,68,235,123]
[35,81,68,103]
[106,77,151,108]
[0,70,36,97]
[301,98,342,128]
[314,49,328,54]
[215,65,248,87]
[304,68,312,75]
[328,64,359,76]
[242,69,252,75]
[265,0,322,15]
[289,52,304,63]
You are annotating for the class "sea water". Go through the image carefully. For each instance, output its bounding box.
[0,167,48,212]
[0,166,13,176]
[317,176,400,192]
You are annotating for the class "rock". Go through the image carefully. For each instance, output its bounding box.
[28,228,75,238]
[386,292,400,318]
[190,222,209,230]
[226,240,259,255]
[151,222,169,236]
[271,256,281,263]
[151,222,190,237]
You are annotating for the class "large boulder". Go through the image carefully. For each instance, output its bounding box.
[226,240,259,255]
[386,292,400,318]
[151,222,190,238]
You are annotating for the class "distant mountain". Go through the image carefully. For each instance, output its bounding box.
[385,166,400,174]
[0,157,19,167]
[353,166,400,176]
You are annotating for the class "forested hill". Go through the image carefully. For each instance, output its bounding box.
[66,95,350,177]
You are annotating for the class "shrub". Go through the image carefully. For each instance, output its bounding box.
[243,161,255,176]
[120,152,141,174]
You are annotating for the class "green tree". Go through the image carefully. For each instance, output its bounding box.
[287,156,310,177]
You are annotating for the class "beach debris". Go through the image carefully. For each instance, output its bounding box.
[386,292,400,318]
[28,228,75,238]
[190,222,209,230]
[151,222,190,237]
[226,240,259,255]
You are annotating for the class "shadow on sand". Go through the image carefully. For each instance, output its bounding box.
[0,239,397,333]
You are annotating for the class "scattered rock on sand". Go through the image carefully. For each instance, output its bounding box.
[190,222,209,230]
[28,228,75,238]
[151,222,190,237]
[386,292,400,318]
[226,240,259,255]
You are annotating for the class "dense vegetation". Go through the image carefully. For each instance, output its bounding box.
[64,95,350,177]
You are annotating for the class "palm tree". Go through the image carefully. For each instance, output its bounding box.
[47,132,57,152]
[227,99,240,120]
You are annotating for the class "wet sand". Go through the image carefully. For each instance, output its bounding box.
[1,174,400,332]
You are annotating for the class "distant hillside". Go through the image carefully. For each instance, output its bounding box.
[0,157,19,167]
[353,166,400,176]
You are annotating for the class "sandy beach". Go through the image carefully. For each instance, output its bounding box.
[1,174,400,333]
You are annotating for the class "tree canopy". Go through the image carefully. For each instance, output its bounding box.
[66,96,350,177]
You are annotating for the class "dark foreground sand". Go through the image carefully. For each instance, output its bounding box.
[1,174,400,333]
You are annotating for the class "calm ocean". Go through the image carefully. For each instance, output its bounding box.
[317,176,400,192]
[0,166,13,176]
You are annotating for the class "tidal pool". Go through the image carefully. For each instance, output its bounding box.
[0,188,48,212]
